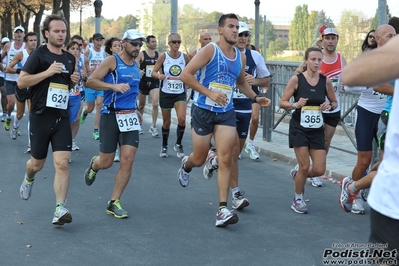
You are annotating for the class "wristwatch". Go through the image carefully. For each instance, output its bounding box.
[252,95,258,103]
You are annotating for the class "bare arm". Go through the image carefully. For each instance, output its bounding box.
[5,51,23,74]
[135,51,144,67]
[325,78,338,110]
[86,56,118,91]
[279,75,299,110]
[373,83,394,95]
[0,43,9,61]
[341,35,399,86]
[151,52,166,80]
[18,61,65,89]
[183,53,190,65]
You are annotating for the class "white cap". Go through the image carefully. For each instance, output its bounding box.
[122,29,146,42]
[14,25,25,33]
[1,37,10,44]
[238,22,250,34]
[322,28,338,36]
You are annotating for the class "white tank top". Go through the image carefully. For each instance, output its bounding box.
[161,52,186,94]
[88,47,106,69]
[0,48,5,78]
[5,42,25,81]
[20,49,29,67]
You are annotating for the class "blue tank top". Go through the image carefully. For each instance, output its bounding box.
[193,42,242,113]
[233,48,256,112]
[101,54,140,114]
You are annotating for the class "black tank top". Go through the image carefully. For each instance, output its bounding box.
[292,73,327,122]
[140,50,158,82]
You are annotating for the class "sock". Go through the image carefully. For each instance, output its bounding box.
[219,202,227,210]
[295,193,303,200]
[348,182,358,193]
[56,202,65,210]
[162,127,170,146]
[25,173,34,184]
[183,162,192,173]
[248,139,253,145]
[14,117,20,128]
[176,124,185,145]
[94,129,98,132]
[110,200,116,203]
[231,187,240,198]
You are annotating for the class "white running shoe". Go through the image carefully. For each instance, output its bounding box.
[52,206,72,225]
[309,177,323,187]
[149,126,159,137]
[244,142,260,160]
[232,191,249,210]
[203,149,217,180]
[178,156,190,187]
[159,146,168,158]
[351,195,365,214]
[114,149,120,162]
[215,208,239,227]
[173,144,185,158]
[72,140,79,151]
[20,177,34,200]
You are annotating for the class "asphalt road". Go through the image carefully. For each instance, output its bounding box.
[0,112,371,266]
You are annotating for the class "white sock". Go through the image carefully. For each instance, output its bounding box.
[295,193,303,200]
[231,187,240,198]
[248,139,253,146]
[14,117,20,128]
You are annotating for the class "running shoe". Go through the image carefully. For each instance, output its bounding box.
[52,206,72,225]
[139,129,144,135]
[1,113,6,122]
[149,126,159,137]
[238,154,242,160]
[361,188,369,202]
[203,149,217,180]
[351,195,365,215]
[72,140,79,151]
[291,198,308,214]
[3,118,11,131]
[232,191,250,210]
[93,130,99,140]
[173,144,185,158]
[84,156,98,186]
[80,111,87,124]
[159,145,168,158]
[10,126,18,140]
[215,208,239,227]
[309,177,323,187]
[17,127,21,136]
[106,200,128,218]
[20,176,34,200]
[244,142,260,160]
[339,176,357,212]
[177,155,190,187]
[114,149,120,162]
[25,145,31,154]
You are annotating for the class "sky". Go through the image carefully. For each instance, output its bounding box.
[70,0,399,24]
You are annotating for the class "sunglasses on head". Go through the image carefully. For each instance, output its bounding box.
[171,40,182,44]
[368,35,375,39]
[239,32,249,37]
[126,40,143,47]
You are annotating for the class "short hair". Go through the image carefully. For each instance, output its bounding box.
[146,35,156,43]
[66,40,79,51]
[71,35,83,42]
[168,33,181,42]
[24,32,37,42]
[388,16,399,34]
[218,13,238,27]
[41,14,67,42]
[104,37,121,55]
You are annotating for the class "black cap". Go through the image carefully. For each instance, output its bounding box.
[92,33,104,40]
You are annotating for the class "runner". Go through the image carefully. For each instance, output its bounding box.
[177,14,270,227]
[279,46,337,214]
[136,35,160,137]
[0,37,10,122]
[17,14,79,225]
[83,29,144,219]
[151,33,189,158]
[1,26,25,132]
[81,33,106,140]
[6,32,37,142]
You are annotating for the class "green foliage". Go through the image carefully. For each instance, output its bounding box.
[289,4,309,51]
[267,38,288,57]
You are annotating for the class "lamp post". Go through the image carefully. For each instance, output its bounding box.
[254,0,260,47]
[79,1,83,36]
[94,0,103,34]
[171,0,178,33]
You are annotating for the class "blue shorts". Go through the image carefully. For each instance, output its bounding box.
[84,87,104,102]
[355,106,380,151]
[235,111,251,139]
[68,95,82,123]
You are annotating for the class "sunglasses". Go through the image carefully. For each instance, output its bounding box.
[368,35,375,39]
[126,40,143,47]
[239,32,249,37]
[171,40,182,44]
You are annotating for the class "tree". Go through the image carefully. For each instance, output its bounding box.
[371,4,392,29]
[179,4,205,53]
[288,4,309,51]
[267,38,288,57]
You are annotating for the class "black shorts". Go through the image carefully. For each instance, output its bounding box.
[99,113,139,153]
[139,80,160,95]
[15,87,31,102]
[159,90,186,109]
[29,113,72,160]
[369,208,399,265]
[235,111,251,139]
[191,104,236,136]
[355,106,380,151]
[377,111,389,150]
[5,80,17,95]
[0,77,4,87]
[322,111,340,127]
[289,119,325,149]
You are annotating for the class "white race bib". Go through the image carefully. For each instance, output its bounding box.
[115,111,141,132]
[46,82,69,109]
[300,106,323,128]
[145,65,154,78]
[167,78,184,91]
[205,82,232,107]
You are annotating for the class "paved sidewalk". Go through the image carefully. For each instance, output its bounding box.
[144,102,358,182]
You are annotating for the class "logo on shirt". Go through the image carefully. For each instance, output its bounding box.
[169,65,182,77]
[61,64,69,73]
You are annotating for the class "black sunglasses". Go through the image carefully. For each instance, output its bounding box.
[126,40,143,47]
[239,32,249,37]
[368,35,375,39]
[171,40,182,44]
